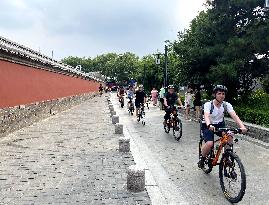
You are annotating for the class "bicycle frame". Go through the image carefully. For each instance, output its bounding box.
[211,133,232,166]
[165,107,179,128]
[199,127,247,203]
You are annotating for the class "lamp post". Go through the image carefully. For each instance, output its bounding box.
[154,45,168,88]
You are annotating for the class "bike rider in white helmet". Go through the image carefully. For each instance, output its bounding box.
[198,85,247,168]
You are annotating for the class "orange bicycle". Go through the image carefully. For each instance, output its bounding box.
[198,127,247,203]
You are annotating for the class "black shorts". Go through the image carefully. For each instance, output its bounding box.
[135,101,143,108]
[201,121,225,142]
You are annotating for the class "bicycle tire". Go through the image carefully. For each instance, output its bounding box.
[219,151,246,203]
[137,114,141,122]
[164,121,170,133]
[174,117,182,141]
[198,138,213,174]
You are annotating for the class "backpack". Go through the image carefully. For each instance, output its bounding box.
[200,100,228,123]
[199,100,228,138]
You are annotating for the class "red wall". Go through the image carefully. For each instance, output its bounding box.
[0,60,99,108]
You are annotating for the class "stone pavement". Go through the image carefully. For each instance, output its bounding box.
[0,95,151,205]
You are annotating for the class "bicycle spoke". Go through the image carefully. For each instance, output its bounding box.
[220,152,246,203]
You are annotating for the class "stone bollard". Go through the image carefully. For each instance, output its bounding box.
[110,111,116,117]
[115,123,123,134]
[119,137,130,152]
[112,115,119,124]
[127,165,145,192]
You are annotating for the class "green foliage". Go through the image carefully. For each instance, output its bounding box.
[61,56,93,73]
[261,75,269,93]
[172,0,269,101]
[234,107,269,127]
[234,89,269,127]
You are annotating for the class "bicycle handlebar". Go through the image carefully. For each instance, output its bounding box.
[214,127,249,134]
[165,105,183,110]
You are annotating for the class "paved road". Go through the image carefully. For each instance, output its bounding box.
[111,93,269,205]
[0,96,151,205]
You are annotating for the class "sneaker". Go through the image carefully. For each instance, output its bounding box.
[198,157,205,169]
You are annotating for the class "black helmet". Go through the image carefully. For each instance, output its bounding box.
[168,85,175,89]
[213,85,228,94]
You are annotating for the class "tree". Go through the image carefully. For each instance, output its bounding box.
[173,0,269,101]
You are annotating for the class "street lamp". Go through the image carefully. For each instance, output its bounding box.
[154,45,168,88]
[266,0,269,8]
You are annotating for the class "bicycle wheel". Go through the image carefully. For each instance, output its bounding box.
[137,114,141,122]
[173,117,182,141]
[164,121,170,133]
[198,138,213,174]
[219,151,246,203]
[141,113,146,125]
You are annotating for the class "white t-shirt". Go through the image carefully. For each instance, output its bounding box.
[204,101,234,124]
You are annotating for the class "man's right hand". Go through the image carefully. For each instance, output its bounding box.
[240,127,248,134]
[208,124,215,132]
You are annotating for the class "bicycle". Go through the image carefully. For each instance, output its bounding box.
[99,89,103,96]
[119,95,124,108]
[137,103,145,126]
[127,97,135,115]
[163,106,183,141]
[198,127,247,203]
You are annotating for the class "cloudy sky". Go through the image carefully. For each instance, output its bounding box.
[0,0,205,60]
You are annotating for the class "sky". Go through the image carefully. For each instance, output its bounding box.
[0,0,205,60]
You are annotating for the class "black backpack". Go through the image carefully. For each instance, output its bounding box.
[199,100,228,138]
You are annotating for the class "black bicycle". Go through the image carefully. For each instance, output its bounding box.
[137,103,145,126]
[119,95,124,108]
[164,106,182,141]
[198,127,247,203]
[127,97,135,115]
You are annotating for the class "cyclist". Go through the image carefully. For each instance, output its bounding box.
[98,83,104,96]
[135,84,146,118]
[117,86,125,106]
[198,85,247,168]
[127,85,135,111]
[163,85,183,125]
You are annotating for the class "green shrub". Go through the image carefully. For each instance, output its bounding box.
[228,89,269,127]
[234,106,269,128]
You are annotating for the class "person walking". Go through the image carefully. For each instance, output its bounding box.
[159,85,166,110]
[151,87,158,106]
[184,86,194,121]
[194,87,202,121]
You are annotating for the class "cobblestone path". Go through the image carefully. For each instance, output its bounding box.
[0,96,151,205]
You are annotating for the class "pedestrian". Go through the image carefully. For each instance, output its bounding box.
[193,87,202,121]
[151,87,158,106]
[184,86,194,121]
[159,85,165,110]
